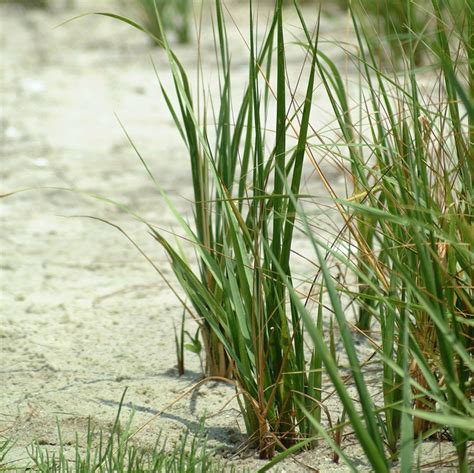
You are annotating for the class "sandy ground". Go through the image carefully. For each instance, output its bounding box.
[1,1,471,471]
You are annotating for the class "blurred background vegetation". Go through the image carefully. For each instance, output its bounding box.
[0,0,460,64]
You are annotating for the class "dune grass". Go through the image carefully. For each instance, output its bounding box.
[264,2,473,468]
[288,0,473,470]
[144,0,326,457]
[3,0,467,469]
[86,0,473,468]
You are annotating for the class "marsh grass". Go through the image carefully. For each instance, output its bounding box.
[68,0,325,458]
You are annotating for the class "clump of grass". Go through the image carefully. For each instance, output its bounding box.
[326,0,473,333]
[46,0,320,456]
[100,0,326,457]
[284,0,473,470]
[142,0,325,457]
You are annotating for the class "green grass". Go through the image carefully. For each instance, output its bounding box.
[81,0,473,468]
[288,0,473,470]
[145,0,325,457]
[96,0,327,458]
[0,0,49,7]
[4,0,470,470]
[0,391,230,473]
[135,0,191,45]
[333,0,463,65]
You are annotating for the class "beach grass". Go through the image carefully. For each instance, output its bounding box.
[9,0,470,469]
[89,0,473,467]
